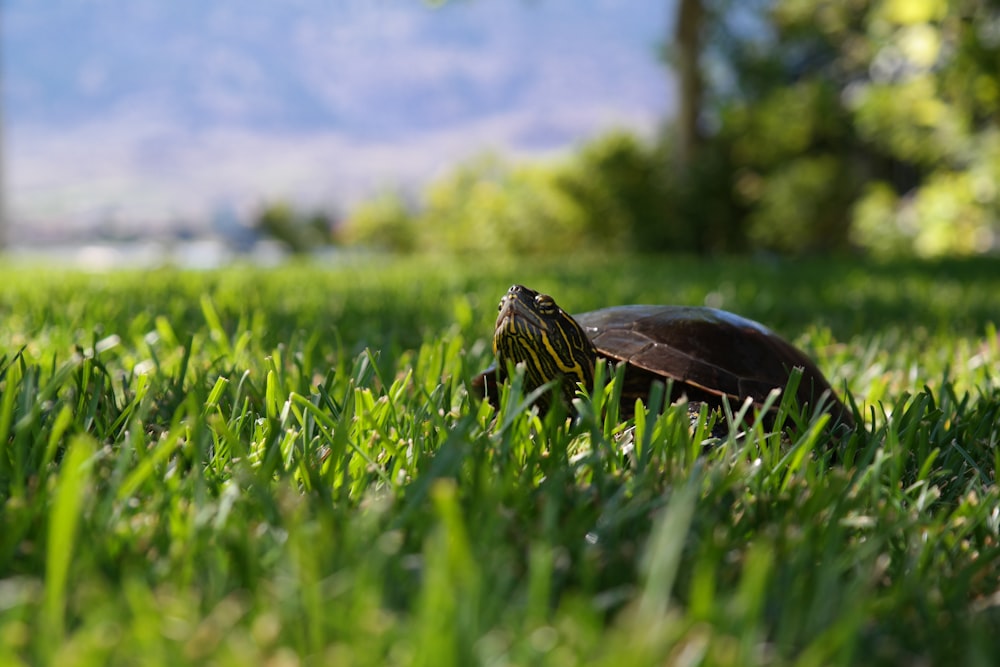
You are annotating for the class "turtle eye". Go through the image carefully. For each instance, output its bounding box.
[535,293,556,313]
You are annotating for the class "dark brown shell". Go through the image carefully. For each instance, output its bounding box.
[576,305,852,426]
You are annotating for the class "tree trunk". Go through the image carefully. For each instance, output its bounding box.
[673,0,704,165]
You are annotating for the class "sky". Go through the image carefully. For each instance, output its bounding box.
[2,0,673,240]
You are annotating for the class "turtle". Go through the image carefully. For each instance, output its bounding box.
[473,284,854,430]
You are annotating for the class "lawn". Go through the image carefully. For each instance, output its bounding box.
[1,254,999,666]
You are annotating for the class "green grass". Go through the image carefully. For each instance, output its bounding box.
[1,254,999,666]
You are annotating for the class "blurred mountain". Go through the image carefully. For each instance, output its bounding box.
[3,0,671,235]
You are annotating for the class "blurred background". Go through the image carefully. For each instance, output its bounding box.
[1,0,999,266]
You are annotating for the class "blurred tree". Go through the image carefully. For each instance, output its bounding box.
[685,0,1000,255]
[254,201,334,254]
[419,154,611,255]
[558,132,669,251]
[342,191,418,253]
[842,0,1000,256]
[341,138,692,255]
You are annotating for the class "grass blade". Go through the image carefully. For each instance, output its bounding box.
[43,434,95,650]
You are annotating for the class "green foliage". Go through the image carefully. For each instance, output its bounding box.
[0,257,999,665]
[556,132,671,252]
[745,154,855,253]
[700,0,1000,256]
[342,191,419,253]
[420,154,606,255]
[341,131,733,256]
[254,201,334,253]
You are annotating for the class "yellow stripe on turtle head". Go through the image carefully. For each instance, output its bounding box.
[492,286,597,408]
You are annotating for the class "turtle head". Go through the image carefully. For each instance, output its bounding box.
[493,285,597,408]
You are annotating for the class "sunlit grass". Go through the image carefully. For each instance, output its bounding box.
[0,255,998,666]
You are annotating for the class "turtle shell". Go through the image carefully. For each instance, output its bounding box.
[476,303,853,428]
[577,305,850,424]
